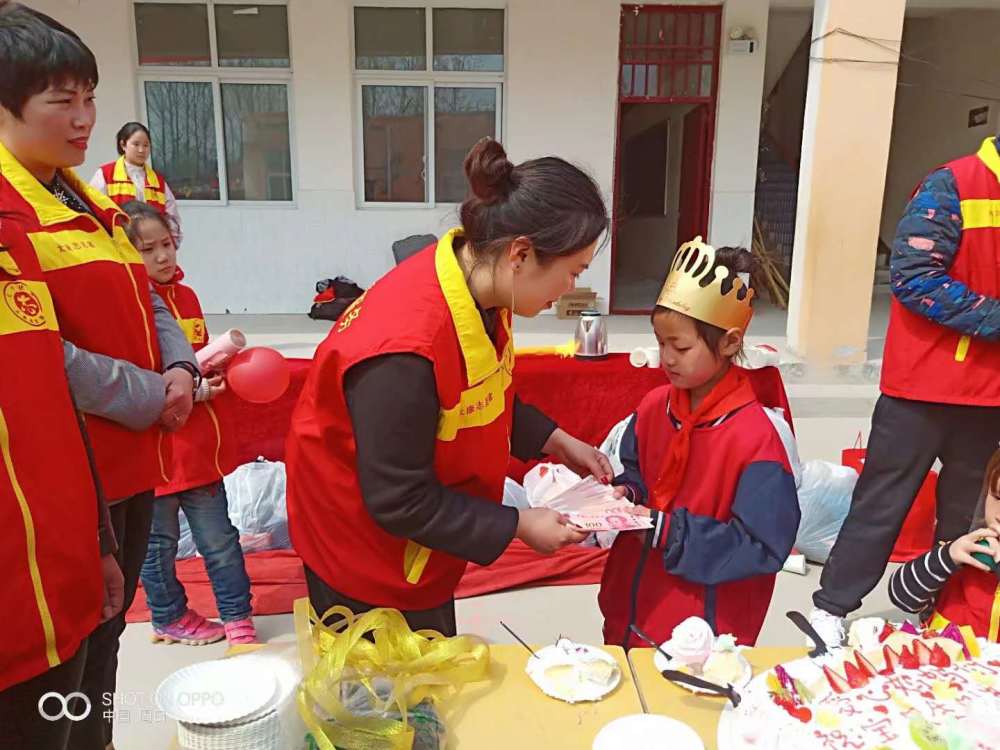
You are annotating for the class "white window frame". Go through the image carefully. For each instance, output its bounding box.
[351,1,507,209]
[131,0,296,207]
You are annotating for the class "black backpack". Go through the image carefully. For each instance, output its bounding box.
[307,276,365,321]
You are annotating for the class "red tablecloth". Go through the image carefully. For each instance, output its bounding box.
[226,354,668,474]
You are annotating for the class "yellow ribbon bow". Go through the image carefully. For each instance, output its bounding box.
[294,598,490,749]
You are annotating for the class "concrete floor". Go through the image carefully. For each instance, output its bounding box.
[114,310,897,749]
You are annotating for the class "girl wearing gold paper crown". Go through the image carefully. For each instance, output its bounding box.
[598,240,801,648]
[286,139,614,635]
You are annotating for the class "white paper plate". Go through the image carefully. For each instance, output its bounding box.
[156,658,277,725]
[526,641,621,703]
[178,712,281,750]
[653,645,752,694]
[594,714,704,750]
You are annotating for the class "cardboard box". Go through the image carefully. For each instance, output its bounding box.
[555,288,598,319]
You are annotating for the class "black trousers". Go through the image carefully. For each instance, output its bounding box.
[0,641,89,750]
[68,491,155,750]
[815,395,1000,617]
[304,566,457,636]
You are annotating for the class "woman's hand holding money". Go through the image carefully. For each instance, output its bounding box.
[516,508,589,554]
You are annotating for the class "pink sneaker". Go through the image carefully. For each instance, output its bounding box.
[151,609,225,646]
[224,618,258,646]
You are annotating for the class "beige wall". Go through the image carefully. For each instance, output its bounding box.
[709,0,770,251]
[880,9,1000,246]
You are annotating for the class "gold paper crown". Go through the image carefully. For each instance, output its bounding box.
[655,236,754,331]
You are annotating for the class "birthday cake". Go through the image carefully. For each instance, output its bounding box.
[720,620,1000,749]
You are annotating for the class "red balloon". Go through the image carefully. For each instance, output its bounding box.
[226,347,290,404]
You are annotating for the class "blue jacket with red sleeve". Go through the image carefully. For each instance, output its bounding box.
[599,384,799,648]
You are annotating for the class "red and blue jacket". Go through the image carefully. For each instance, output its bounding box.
[599,378,800,648]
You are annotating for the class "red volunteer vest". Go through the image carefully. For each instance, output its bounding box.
[599,383,788,648]
[153,270,236,496]
[933,564,1000,643]
[0,222,102,691]
[882,138,1000,406]
[100,156,168,213]
[286,230,515,609]
[0,142,168,500]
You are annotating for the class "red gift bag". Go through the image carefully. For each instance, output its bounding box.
[842,433,937,563]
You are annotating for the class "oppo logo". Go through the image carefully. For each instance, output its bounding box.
[38,691,92,722]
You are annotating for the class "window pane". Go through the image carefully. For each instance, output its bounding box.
[433,9,503,72]
[221,84,292,201]
[215,4,290,68]
[354,7,426,70]
[362,85,426,203]
[435,87,496,203]
[135,3,210,67]
[144,81,219,200]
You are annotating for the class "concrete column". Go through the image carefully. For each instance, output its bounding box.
[786,0,905,365]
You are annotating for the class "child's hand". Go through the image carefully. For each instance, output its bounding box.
[205,373,226,400]
[622,497,651,517]
[949,528,1000,571]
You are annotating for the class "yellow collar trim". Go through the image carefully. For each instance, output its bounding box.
[434,228,502,386]
[0,140,122,227]
[977,137,1000,184]
[112,155,129,183]
[112,156,160,190]
[0,140,77,226]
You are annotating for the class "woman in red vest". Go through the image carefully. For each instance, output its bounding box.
[287,138,612,634]
[90,121,182,246]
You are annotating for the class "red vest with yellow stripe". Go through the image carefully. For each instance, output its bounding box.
[881,138,1000,406]
[0,142,169,500]
[932,564,1000,643]
[100,157,168,212]
[153,271,237,496]
[286,230,515,609]
[0,224,102,691]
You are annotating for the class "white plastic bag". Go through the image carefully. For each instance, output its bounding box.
[763,407,802,488]
[502,477,530,510]
[176,510,197,559]
[224,459,290,553]
[175,459,290,559]
[794,460,858,563]
[598,415,633,478]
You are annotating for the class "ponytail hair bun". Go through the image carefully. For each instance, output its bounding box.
[464,137,515,206]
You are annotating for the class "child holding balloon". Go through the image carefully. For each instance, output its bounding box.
[123,202,257,646]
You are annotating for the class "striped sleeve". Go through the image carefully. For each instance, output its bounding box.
[888,544,958,616]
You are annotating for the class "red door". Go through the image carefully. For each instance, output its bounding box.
[677,104,710,245]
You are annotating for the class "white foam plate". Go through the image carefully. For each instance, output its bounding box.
[653,644,752,695]
[526,641,621,703]
[594,714,704,750]
[156,658,277,725]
